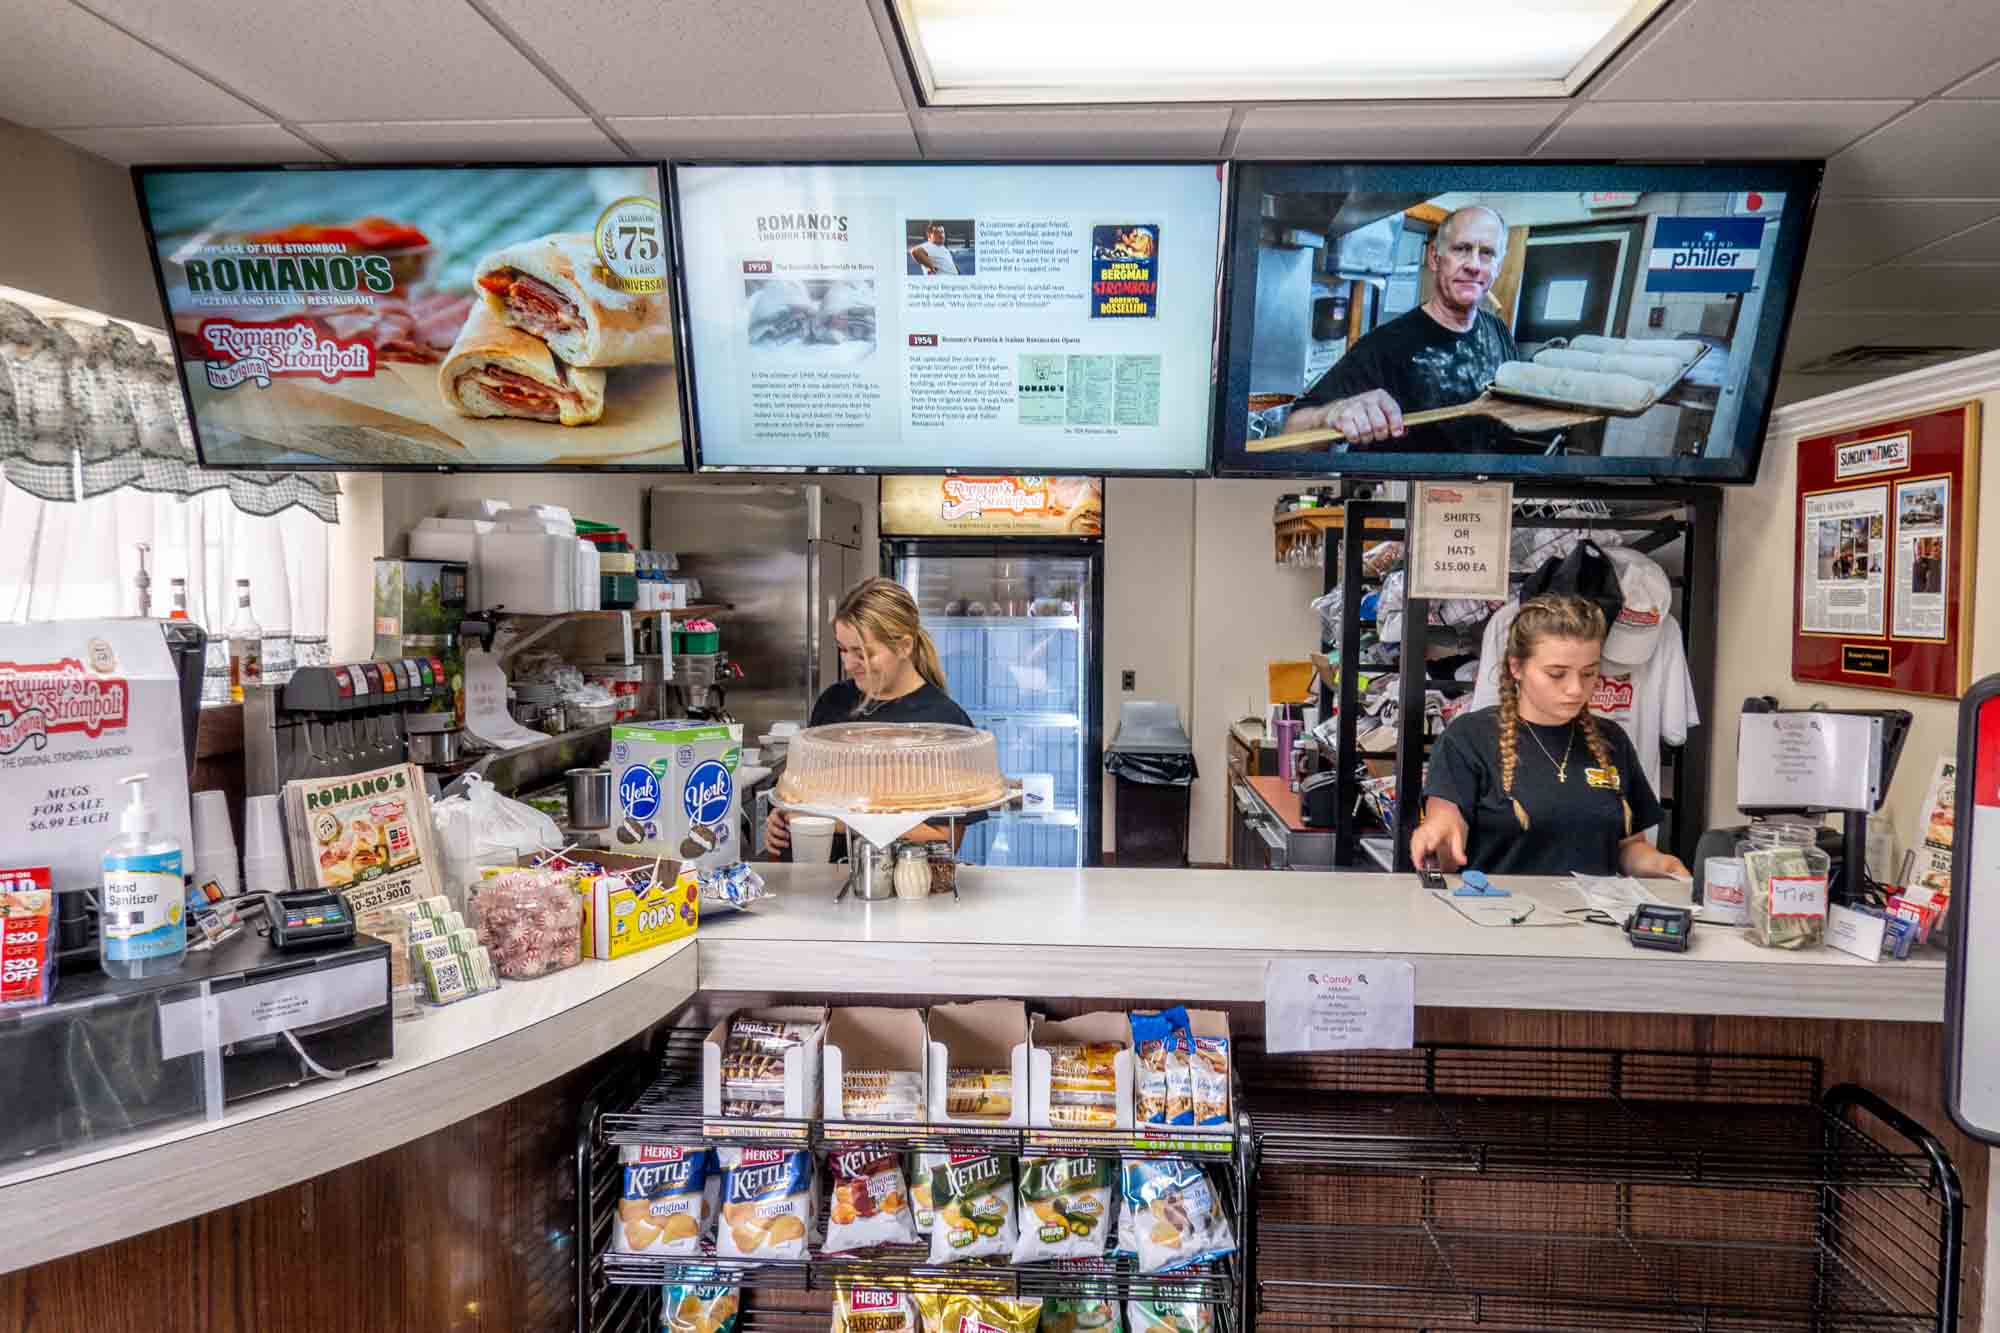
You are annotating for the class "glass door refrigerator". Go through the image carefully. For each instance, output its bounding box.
[881,477,1105,868]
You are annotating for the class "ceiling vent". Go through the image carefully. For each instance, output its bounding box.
[1795,344,1980,375]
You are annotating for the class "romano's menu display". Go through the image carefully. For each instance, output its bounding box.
[136,166,684,469]
[673,163,1224,473]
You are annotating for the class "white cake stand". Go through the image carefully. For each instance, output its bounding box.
[772,788,1016,901]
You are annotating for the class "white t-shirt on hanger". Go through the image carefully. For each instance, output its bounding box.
[1471,602,1698,827]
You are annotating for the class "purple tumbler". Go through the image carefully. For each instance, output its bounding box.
[1275,715,1302,784]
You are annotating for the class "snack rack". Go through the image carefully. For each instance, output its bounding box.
[578,1027,1247,1332]
[1236,1040,1962,1332]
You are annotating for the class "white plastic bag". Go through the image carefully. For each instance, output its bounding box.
[433,775,564,904]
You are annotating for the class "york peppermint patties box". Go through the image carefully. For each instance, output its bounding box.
[610,721,742,870]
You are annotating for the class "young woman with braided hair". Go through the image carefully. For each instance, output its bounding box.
[1411,594,1691,878]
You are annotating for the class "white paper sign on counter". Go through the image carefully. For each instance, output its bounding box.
[1265,957,1415,1053]
[1826,904,1886,962]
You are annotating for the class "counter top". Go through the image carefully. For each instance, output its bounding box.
[0,864,1946,1273]
[1244,775,1309,831]
[697,865,1945,1024]
[0,936,697,1275]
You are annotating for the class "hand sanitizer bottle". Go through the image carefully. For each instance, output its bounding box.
[100,772,187,980]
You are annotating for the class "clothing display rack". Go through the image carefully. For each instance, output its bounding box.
[1319,484,1722,872]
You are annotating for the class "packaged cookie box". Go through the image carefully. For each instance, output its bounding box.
[925,999,1030,1130]
[609,720,743,872]
[822,1005,929,1136]
[703,1005,826,1138]
[1028,1011,1136,1134]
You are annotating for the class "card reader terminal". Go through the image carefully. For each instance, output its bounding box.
[1625,903,1694,952]
[265,890,358,951]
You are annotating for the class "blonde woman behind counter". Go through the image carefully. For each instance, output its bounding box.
[1411,594,1691,879]
[764,577,976,855]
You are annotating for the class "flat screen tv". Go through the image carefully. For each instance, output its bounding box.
[672,161,1226,475]
[134,163,686,471]
[1215,161,1822,483]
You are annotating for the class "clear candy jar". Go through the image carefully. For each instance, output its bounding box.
[1738,818,1830,949]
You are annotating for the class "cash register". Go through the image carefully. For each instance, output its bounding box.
[0,619,394,1166]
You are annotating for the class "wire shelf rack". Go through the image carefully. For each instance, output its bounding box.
[1240,1043,1962,1333]
[585,1030,1246,1316]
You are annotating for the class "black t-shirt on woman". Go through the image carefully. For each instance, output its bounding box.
[1422,705,1663,877]
[809,680,974,729]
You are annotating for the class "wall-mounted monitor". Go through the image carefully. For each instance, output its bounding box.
[135,163,686,471]
[672,162,1225,475]
[1216,161,1822,483]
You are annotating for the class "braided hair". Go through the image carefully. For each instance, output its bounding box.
[1497,594,1629,834]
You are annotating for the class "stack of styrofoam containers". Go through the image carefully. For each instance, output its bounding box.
[478,508,575,614]
[575,538,601,611]
[408,515,494,609]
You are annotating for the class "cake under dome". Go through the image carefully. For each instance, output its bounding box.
[776,722,1006,813]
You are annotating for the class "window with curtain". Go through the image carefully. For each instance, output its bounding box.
[0,292,339,687]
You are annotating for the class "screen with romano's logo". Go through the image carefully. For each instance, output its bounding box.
[673,163,1223,474]
[135,164,683,471]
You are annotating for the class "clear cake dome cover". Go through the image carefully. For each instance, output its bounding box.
[776,722,1006,813]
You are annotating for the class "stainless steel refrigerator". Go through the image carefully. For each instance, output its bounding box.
[646,481,862,745]
[884,538,1104,869]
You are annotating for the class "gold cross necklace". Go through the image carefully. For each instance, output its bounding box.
[1524,721,1575,784]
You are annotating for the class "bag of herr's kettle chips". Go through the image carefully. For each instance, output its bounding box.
[926,1151,1017,1263]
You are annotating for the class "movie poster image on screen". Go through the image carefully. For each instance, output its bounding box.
[907,219,975,277]
[1091,224,1159,318]
[135,165,684,469]
[1218,161,1820,482]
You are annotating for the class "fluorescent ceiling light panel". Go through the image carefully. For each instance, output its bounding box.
[895,0,1666,104]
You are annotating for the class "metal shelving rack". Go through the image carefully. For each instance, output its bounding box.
[581,1029,1246,1331]
[1319,484,1722,871]
[1238,1041,1963,1332]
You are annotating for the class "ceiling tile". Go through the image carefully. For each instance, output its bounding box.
[1232,102,1562,159]
[610,114,919,160]
[918,108,1228,158]
[52,123,325,165]
[303,119,620,162]
[1799,263,1866,290]
[1793,265,2000,315]
[476,0,906,118]
[1591,0,2000,100]
[1778,312,2000,371]
[1947,60,2000,98]
[81,0,575,121]
[1804,200,2000,267]
[1901,214,2000,262]
[0,4,257,128]
[1539,100,1906,158]
[1825,101,2000,196]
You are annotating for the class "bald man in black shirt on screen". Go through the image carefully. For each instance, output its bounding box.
[1282,205,1520,453]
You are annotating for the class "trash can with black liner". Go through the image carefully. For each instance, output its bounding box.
[1105,701,1198,867]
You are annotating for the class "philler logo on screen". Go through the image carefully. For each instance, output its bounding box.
[198,318,375,389]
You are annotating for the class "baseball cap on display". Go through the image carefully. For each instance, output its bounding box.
[1521,539,1624,634]
[1601,546,1671,665]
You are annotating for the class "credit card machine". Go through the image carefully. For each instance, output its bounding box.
[264,890,358,951]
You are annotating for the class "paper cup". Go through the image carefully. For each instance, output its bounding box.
[789,815,838,865]
[191,789,236,859]
[243,794,286,866]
